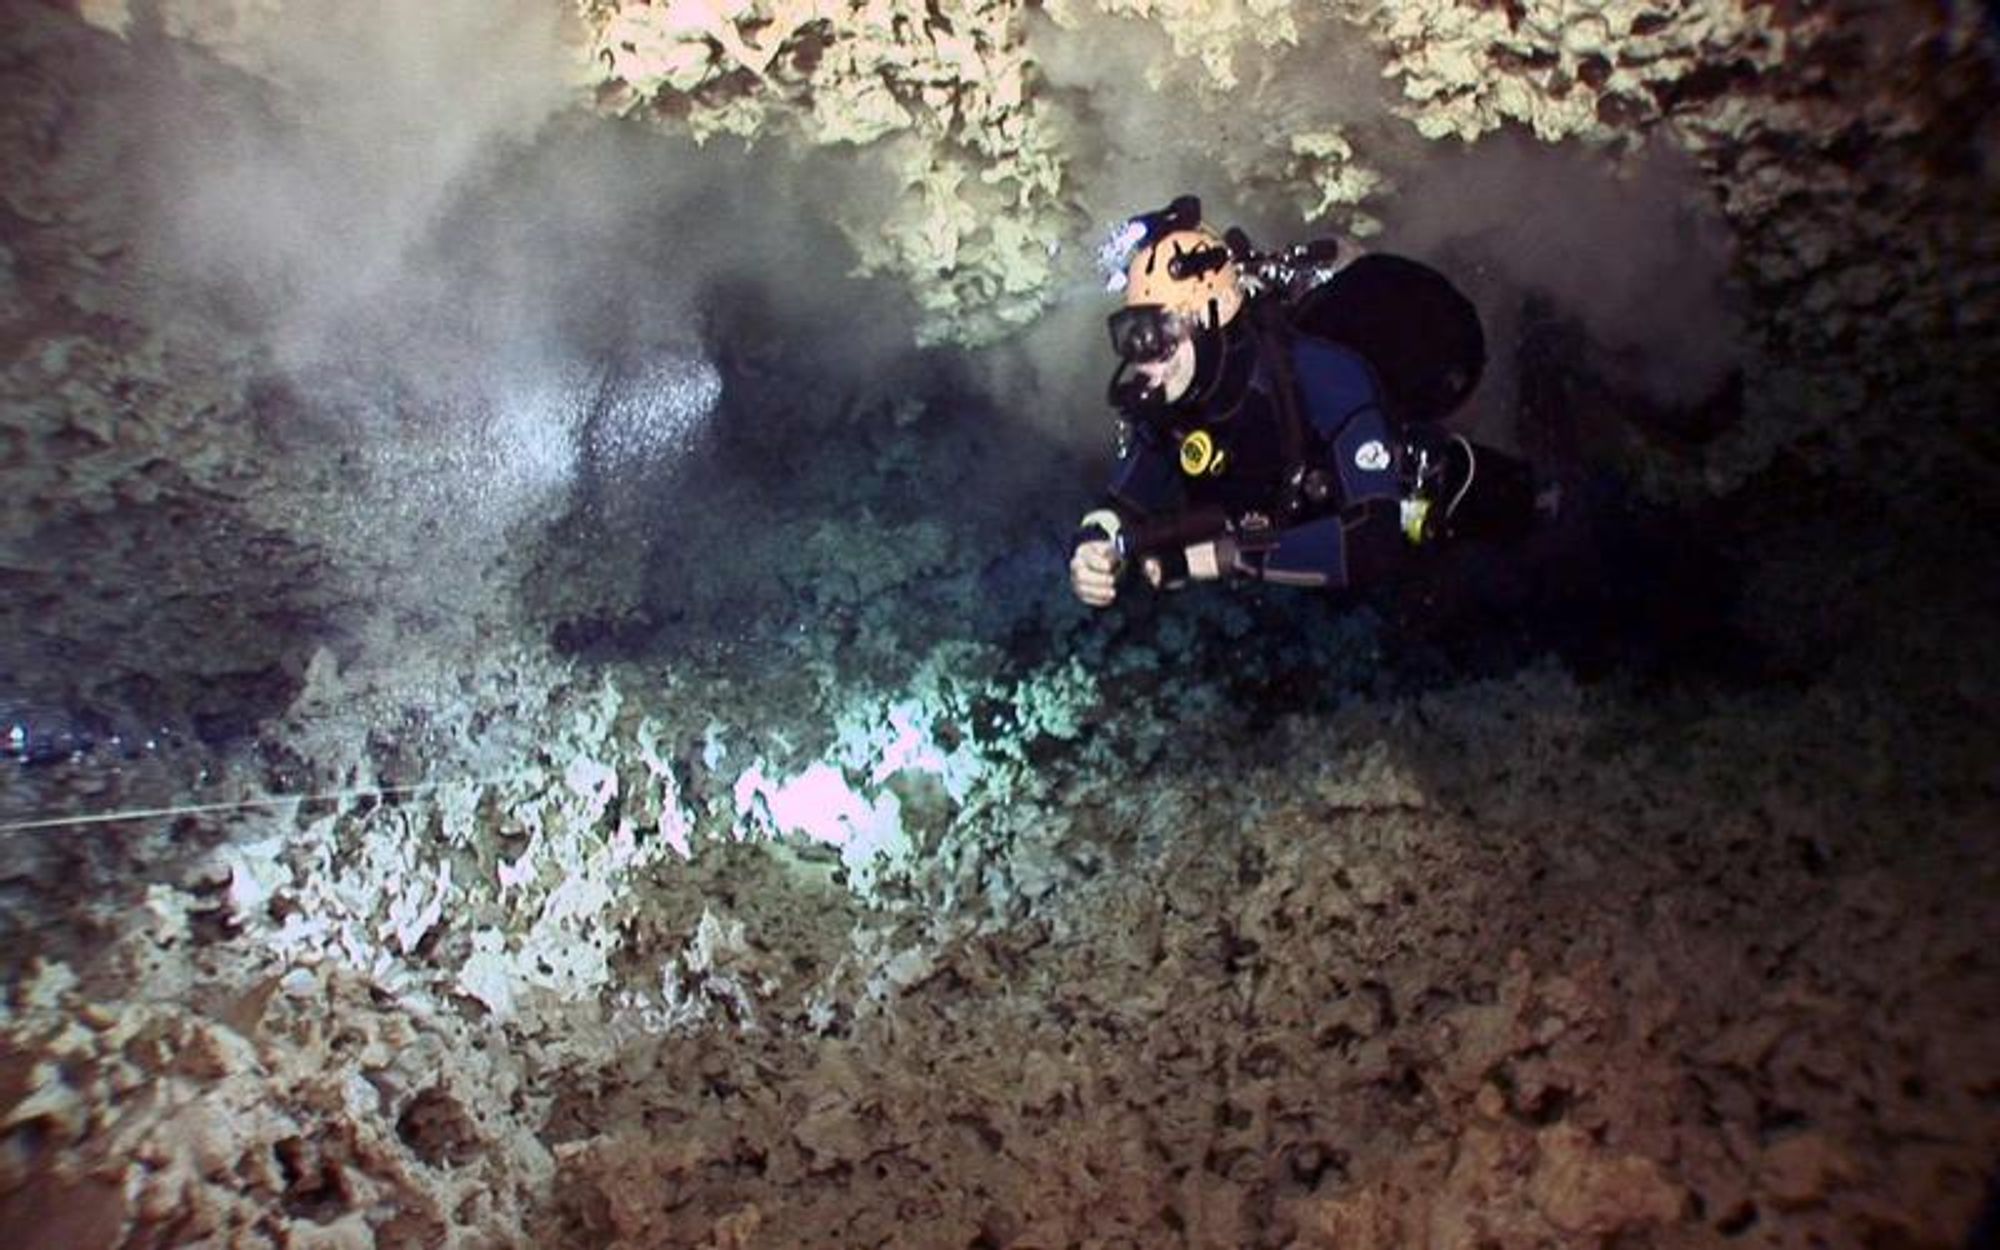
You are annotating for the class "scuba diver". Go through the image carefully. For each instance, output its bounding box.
[1070,195,1548,608]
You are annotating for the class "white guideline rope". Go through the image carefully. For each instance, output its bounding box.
[0,774,533,836]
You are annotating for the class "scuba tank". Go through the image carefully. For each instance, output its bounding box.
[1228,227,1486,430]
[1288,253,1486,427]
[1229,228,1505,540]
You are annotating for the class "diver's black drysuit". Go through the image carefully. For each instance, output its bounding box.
[1087,251,1539,591]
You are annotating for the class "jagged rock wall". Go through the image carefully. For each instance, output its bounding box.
[0,1,563,750]
[0,2,353,811]
[539,667,2000,1247]
[5,0,1998,1247]
[63,0,2000,479]
[10,612,1995,1246]
[2,950,556,1247]
[574,0,1998,388]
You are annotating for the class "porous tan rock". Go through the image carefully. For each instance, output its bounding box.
[1761,1130,1863,1210]
[1528,1123,1685,1235]
[5,1,1999,1247]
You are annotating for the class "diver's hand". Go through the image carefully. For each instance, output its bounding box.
[1071,539,1122,608]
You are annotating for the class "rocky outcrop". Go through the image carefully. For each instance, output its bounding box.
[9,569,1995,1246]
[6,0,1998,1246]
[0,950,555,1247]
[572,0,2000,417]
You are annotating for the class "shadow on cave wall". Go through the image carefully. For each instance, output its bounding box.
[0,22,339,767]
[0,445,332,764]
[528,273,1076,671]
[1359,305,1758,689]
[0,466,337,962]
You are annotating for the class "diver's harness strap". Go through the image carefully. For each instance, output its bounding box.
[1251,302,1363,567]
[1254,305,1311,524]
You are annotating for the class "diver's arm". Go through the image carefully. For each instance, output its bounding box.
[1183,507,1403,590]
[1172,398,1407,590]
[1074,502,1235,602]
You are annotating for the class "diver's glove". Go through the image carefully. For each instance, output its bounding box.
[1070,509,1126,608]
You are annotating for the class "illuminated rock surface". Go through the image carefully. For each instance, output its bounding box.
[3,0,1998,1245]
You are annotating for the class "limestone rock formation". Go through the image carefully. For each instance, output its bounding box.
[5,0,1999,1245]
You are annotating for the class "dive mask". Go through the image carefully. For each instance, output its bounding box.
[1107,305,1197,364]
